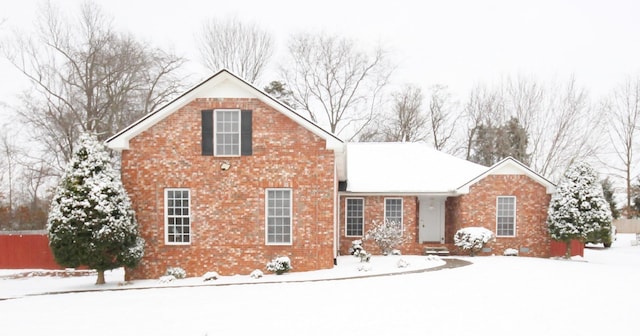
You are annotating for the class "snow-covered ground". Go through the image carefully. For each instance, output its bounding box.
[1,234,639,336]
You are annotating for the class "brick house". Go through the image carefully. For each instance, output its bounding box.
[107,69,555,280]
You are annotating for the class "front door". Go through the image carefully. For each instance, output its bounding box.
[419,197,445,243]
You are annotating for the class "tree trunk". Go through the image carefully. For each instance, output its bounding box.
[564,240,572,259]
[96,270,106,285]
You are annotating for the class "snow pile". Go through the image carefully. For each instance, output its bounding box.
[503,248,518,256]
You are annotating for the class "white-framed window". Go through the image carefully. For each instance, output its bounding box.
[345,198,364,237]
[266,188,292,245]
[384,198,403,229]
[496,196,516,237]
[214,109,240,156]
[165,188,191,244]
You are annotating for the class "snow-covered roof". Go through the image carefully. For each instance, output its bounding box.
[343,142,487,194]
[105,69,343,151]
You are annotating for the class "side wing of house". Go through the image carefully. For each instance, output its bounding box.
[450,158,555,257]
[107,70,343,279]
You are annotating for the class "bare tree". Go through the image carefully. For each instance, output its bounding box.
[428,85,459,152]
[281,32,393,139]
[0,125,21,224]
[3,1,184,171]
[528,78,601,181]
[461,85,505,161]
[198,16,274,83]
[603,78,640,216]
[381,84,426,142]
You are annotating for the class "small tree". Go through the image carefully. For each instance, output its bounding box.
[47,133,144,285]
[364,219,406,255]
[547,162,612,258]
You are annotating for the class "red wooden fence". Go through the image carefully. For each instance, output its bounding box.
[550,239,584,257]
[0,231,63,269]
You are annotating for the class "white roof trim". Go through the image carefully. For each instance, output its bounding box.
[457,157,556,194]
[106,69,343,151]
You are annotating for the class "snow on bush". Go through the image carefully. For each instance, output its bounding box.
[364,219,406,255]
[159,275,176,283]
[166,267,186,279]
[349,240,363,255]
[202,271,219,281]
[266,256,292,275]
[357,264,372,272]
[547,161,612,258]
[391,249,401,256]
[354,249,371,262]
[397,258,409,268]
[454,227,494,256]
[503,248,519,256]
[250,269,263,279]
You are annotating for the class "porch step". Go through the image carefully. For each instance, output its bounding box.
[424,247,450,256]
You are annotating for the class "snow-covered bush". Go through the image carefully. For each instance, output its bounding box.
[250,269,263,279]
[166,267,186,279]
[364,219,406,255]
[503,248,519,256]
[159,275,176,283]
[454,227,494,256]
[397,258,410,268]
[349,240,363,255]
[266,256,292,275]
[47,133,144,285]
[202,271,219,281]
[391,249,402,256]
[354,249,371,262]
[548,161,612,258]
[357,264,372,272]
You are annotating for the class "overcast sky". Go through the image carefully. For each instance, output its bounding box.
[2,0,640,114]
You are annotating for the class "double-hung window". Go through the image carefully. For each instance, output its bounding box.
[346,198,364,236]
[266,189,292,245]
[165,189,191,244]
[384,198,403,230]
[496,196,516,237]
[215,109,240,156]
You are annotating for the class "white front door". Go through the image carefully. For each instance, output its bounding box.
[419,197,445,243]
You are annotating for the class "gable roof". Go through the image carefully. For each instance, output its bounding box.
[343,142,488,194]
[457,157,556,194]
[106,69,343,151]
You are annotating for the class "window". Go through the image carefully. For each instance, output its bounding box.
[346,198,364,236]
[266,189,292,245]
[497,196,516,237]
[215,109,240,156]
[165,189,191,244]
[384,198,403,229]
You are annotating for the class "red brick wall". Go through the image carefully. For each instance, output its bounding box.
[446,175,551,257]
[338,196,424,255]
[121,98,336,279]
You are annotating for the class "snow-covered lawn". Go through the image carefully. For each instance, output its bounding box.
[2,235,640,335]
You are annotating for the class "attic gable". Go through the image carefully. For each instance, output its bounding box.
[106,69,343,151]
[457,157,555,194]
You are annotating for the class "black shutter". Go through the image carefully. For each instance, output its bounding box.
[241,110,252,156]
[201,110,213,156]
